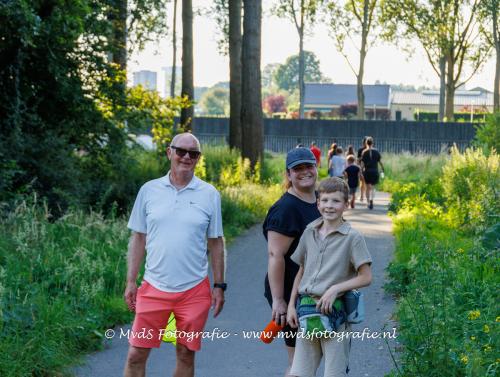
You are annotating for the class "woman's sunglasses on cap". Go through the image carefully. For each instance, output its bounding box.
[170,145,201,159]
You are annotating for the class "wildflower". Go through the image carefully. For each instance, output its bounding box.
[496,316,500,322]
[460,355,469,364]
[483,345,492,353]
[483,324,490,333]
[467,310,480,320]
[456,248,464,254]
[470,336,476,341]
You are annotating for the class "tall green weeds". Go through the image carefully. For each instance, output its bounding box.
[0,198,131,376]
[386,148,499,377]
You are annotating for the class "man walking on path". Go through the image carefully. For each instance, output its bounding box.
[310,141,322,167]
[123,133,226,377]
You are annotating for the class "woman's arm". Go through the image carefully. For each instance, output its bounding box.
[267,231,294,326]
[317,263,372,314]
[287,265,304,328]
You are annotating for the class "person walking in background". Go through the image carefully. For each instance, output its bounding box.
[123,133,226,377]
[327,143,337,162]
[347,145,355,157]
[361,136,385,210]
[310,141,322,167]
[344,154,364,209]
[263,147,321,377]
[329,147,346,178]
[287,177,372,377]
[357,137,368,202]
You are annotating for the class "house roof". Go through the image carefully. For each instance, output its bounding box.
[304,83,391,108]
[392,89,493,106]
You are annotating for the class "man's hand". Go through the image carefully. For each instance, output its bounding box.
[317,287,339,315]
[211,288,225,318]
[124,282,138,312]
[272,298,288,327]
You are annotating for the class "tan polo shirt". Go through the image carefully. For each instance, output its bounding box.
[291,218,372,297]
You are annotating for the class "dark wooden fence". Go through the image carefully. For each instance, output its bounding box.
[190,117,477,154]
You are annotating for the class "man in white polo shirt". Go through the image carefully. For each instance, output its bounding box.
[123,133,225,377]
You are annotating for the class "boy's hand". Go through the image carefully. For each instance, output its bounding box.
[287,306,298,328]
[317,287,339,315]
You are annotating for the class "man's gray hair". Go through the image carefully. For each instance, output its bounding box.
[170,132,201,151]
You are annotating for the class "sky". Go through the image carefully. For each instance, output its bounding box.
[128,1,496,97]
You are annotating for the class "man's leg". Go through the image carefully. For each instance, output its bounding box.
[124,345,151,377]
[174,343,195,377]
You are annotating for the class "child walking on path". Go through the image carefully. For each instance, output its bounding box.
[344,155,364,209]
[287,177,372,377]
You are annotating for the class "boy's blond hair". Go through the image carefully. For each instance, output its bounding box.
[318,177,349,202]
[346,154,356,164]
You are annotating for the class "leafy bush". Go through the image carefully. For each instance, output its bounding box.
[442,147,499,232]
[474,112,500,154]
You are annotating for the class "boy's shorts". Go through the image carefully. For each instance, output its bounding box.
[290,323,350,377]
[349,186,358,195]
[129,277,211,351]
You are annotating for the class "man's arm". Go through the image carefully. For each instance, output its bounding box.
[208,236,225,318]
[124,231,146,312]
[267,231,294,326]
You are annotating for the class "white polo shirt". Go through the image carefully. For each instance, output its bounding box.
[127,172,224,292]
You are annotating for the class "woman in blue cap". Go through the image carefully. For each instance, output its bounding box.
[263,147,321,377]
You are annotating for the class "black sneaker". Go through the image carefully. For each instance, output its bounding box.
[369,200,373,210]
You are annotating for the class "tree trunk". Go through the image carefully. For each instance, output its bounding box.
[229,0,242,150]
[298,1,305,119]
[495,45,500,112]
[170,0,178,99]
[180,0,194,129]
[241,0,263,168]
[493,4,499,112]
[113,0,128,72]
[357,0,369,120]
[438,55,446,121]
[445,53,455,121]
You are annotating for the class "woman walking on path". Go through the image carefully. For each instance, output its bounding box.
[263,147,321,377]
[357,137,367,202]
[330,147,346,178]
[361,137,385,210]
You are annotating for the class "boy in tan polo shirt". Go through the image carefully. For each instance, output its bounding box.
[287,177,372,377]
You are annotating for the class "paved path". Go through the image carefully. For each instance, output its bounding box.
[74,192,397,377]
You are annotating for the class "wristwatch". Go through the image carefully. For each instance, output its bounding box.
[213,283,227,291]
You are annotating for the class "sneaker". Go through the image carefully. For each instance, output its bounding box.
[369,200,373,210]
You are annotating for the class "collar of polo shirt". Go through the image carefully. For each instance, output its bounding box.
[162,171,200,191]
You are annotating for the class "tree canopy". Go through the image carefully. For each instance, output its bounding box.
[273,51,326,92]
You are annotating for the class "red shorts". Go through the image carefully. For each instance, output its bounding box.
[129,278,212,351]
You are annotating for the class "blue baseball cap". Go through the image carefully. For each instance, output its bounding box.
[286,147,317,169]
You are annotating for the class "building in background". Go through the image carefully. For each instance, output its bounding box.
[162,66,182,97]
[132,70,157,91]
[304,83,392,120]
[391,88,493,121]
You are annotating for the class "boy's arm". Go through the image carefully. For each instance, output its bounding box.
[317,263,372,315]
[287,265,304,329]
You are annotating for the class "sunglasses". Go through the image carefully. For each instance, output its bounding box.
[170,145,201,159]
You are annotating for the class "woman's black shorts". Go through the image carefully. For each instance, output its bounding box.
[363,169,379,185]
